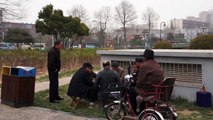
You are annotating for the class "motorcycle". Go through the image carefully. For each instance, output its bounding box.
[105,74,178,120]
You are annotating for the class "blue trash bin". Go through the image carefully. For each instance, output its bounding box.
[196,91,212,107]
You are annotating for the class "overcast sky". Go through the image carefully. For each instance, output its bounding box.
[16,0,213,26]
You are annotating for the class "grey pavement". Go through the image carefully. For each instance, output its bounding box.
[0,104,104,120]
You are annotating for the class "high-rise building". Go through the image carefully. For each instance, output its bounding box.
[0,9,3,41]
[199,10,213,32]
[0,9,2,24]
[170,18,209,42]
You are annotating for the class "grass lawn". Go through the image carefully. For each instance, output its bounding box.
[36,67,100,83]
[34,85,213,120]
[34,84,104,118]
[171,98,213,120]
[36,69,77,82]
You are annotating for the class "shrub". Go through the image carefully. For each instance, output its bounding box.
[189,35,213,49]
[0,49,100,76]
[154,40,172,49]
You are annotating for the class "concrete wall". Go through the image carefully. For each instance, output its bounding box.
[97,49,213,102]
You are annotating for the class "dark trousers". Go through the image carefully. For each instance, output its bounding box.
[128,87,138,114]
[48,71,59,101]
[87,86,97,102]
[129,87,146,115]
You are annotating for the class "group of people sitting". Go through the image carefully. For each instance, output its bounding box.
[66,60,123,107]
[66,49,164,112]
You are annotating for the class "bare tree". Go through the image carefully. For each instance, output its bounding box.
[142,7,159,48]
[0,0,26,41]
[67,4,89,23]
[0,0,26,20]
[115,0,137,49]
[94,6,111,48]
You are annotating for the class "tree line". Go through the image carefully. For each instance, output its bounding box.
[1,0,159,49]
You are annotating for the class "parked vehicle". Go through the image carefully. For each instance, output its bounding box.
[105,74,178,120]
[20,44,32,50]
[0,42,16,50]
[31,43,46,50]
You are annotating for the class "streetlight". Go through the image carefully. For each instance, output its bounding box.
[201,24,207,35]
[142,29,149,49]
[160,22,166,41]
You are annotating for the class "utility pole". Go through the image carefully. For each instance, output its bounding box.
[160,22,166,41]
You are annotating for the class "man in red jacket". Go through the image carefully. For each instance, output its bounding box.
[136,49,164,94]
[130,49,164,114]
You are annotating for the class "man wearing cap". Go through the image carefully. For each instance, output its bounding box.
[129,49,164,114]
[136,49,164,94]
[67,63,97,104]
[111,62,125,82]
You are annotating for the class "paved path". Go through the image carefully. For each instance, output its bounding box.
[0,104,104,120]
[35,77,71,92]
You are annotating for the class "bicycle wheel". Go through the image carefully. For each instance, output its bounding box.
[105,103,127,120]
[139,111,162,120]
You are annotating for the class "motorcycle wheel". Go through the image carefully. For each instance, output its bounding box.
[105,103,127,120]
[139,111,162,120]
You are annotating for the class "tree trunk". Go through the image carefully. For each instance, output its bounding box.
[17,43,20,49]
[123,24,127,49]
[70,38,78,49]
[148,19,151,49]
[99,29,104,48]
[80,36,83,48]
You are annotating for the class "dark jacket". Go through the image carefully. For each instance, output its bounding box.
[47,47,61,72]
[136,60,164,93]
[96,68,120,93]
[67,68,95,98]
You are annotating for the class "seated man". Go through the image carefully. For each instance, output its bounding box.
[130,50,164,114]
[135,58,143,70]
[111,62,125,82]
[131,58,143,86]
[136,49,164,94]
[67,63,97,104]
[96,61,120,105]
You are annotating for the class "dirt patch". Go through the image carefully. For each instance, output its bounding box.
[178,109,200,116]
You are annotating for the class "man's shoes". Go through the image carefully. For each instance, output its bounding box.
[56,97,64,100]
[49,100,60,103]
[89,102,95,109]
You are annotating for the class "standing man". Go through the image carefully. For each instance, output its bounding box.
[48,40,63,103]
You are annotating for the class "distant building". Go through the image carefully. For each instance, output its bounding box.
[2,22,37,38]
[0,9,3,41]
[0,9,2,24]
[171,19,209,30]
[0,22,52,47]
[199,10,213,32]
[170,18,209,42]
